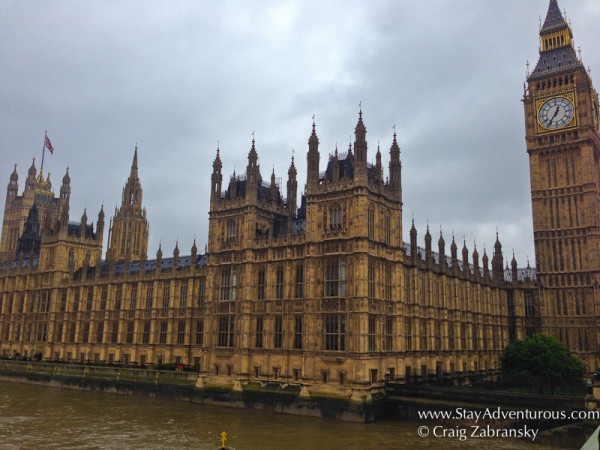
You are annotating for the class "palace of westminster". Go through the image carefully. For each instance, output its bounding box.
[0,1,598,392]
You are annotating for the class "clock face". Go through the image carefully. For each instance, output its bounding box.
[538,97,575,129]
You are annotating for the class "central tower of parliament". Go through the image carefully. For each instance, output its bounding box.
[0,0,597,395]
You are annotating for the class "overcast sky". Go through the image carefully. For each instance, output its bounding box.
[1,0,599,267]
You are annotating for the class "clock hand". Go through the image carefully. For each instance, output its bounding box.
[550,106,560,122]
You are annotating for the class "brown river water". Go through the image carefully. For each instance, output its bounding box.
[0,381,588,449]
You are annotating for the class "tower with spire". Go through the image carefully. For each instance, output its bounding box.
[524,0,600,367]
[106,146,149,262]
[0,158,72,262]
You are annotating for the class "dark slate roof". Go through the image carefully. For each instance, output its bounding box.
[223,177,283,204]
[67,222,95,238]
[404,242,479,274]
[0,257,39,270]
[529,46,581,81]
[74,253,209,279]
[541,0,565,32]
[291,219,306,234]
[504,267,537,283]
[322,152,354,181]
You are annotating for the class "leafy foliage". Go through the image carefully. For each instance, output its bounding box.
[501,333,584,393]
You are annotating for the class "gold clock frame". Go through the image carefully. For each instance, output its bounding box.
[535,92,577,134]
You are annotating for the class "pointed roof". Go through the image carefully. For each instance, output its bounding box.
[529,0,581,81]
[541,0,566,33]
[308,117,319,146]
[130,145,139,179]
[28,158,37,177]
[249,134,258,160]
[62,167,70,185]
[10,164,18,181]
[354,108,366,135]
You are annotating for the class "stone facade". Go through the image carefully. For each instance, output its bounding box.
[524,0,600,369]
[0,1,596,397]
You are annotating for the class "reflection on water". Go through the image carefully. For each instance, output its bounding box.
[0,381,581,449]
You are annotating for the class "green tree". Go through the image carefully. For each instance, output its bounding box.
[501,333,584,394]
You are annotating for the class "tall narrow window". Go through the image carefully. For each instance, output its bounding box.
[195,320,204,345]
[329,204,342,230]
[130,284,137,310]
[179,282,188,308]
[115,286,122,310]
[384,212,391,244]
[162,282,170,308]
[86,288,94,311]
[96,322,104,344]
[384,266,392,301]
[255,316,264,348]
[405,318,412,351]
[218,316,235,347]
[198,277,206,306]
[177,320,186,344]
[368,315,376,351]
[294,316,303,349]
[72,289,80,312]
[257,269,266,300]
[295,265,304,299]
[159,321,168,344]
[220,269,231,301]
[368,264,376,299]
[368,205,375,239]
[111,321,119,344]
[126,321,134,344]
[142,321,151,344]
[276,268,284,299]
[324,314,346,351]
[384,317,393,351]
[274,316,283,348]
[146,284,154,309]
[231,272,237,301]
[227,220,237,241]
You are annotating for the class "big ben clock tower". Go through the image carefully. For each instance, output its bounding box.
[524,0,600,369]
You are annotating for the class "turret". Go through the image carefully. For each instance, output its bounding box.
[472,243,480,280]
[307,119,320,188]
[6,165,18,200]
[332,148,340,181]
[246,136,261,202]
[210,146,223,206]
[156,244,163,271]
[409,218,418,262]
[511,252,518,286]
[286,155,298,220]
[173,241,179,269]
[191,239,198,264]
[389,130,401,199]
[353,108,367,180]
[482,246,490,280]
[374,144,382,183]
[424,224,432,265]
[492,232,504,283]
[96,205,105,237]
[462,239,469,275]
[450,234,458,271]
[270,168,277,202]
[438,229,446,269]
[26,158,36,190]
[106,147,149,261]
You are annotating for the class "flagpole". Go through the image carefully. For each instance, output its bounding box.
[41,130,47,174]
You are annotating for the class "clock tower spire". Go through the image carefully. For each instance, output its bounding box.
[524,0,600,369]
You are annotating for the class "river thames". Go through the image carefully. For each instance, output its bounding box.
[0,381,588,449]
